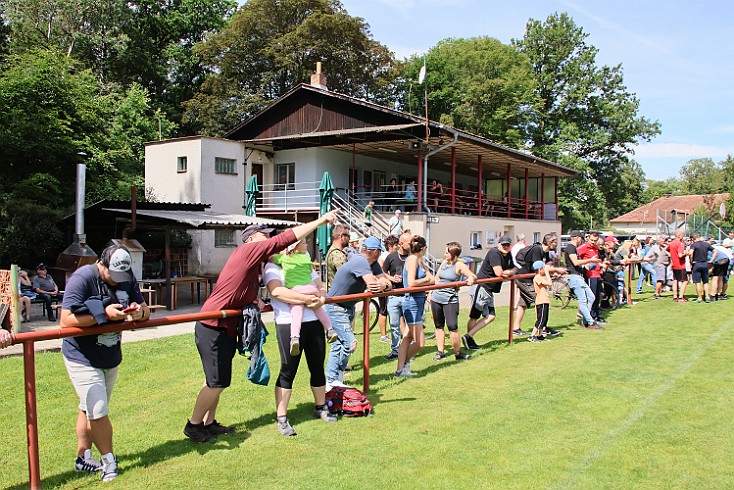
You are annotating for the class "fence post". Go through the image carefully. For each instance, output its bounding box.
[508,278,515,344]
[362,297,370,394]
[24,341,41,490]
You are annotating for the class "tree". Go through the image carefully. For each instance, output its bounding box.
[641,177,683,203]
[679,157,725,195]
[513,13,661,228]
[399,37,538,148]
[183,0,396,135]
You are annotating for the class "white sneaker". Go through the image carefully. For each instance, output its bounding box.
[379,335,390,344]
[100,454,118,482]
[74,449,102,473]
[395,367,417,378]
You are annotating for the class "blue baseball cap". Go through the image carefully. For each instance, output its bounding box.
[532,260,545,271]
[362,236,385,251]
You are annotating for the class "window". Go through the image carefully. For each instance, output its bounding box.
[215,157,237,175]
[470,231,481,249]
[275,163,295,190]
[177,156,187,173]
[214,229,237,248]
[533,232,541,244]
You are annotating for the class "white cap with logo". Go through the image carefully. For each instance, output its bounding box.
[108,248,133,283]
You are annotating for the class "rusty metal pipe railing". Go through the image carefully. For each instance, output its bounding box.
[10,273,534,489]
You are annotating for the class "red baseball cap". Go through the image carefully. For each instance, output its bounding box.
[604,236,619,243]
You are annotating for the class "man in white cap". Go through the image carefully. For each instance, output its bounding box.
[388,209,403,236]
[59,244,151,482]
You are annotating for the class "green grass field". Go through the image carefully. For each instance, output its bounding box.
[2,292,734,489]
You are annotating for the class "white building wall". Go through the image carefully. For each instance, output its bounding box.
[200,138,246,214]
[145,138,204,204]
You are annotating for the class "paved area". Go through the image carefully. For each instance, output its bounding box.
[2,284,513,358]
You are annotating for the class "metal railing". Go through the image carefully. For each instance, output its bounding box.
[6,271,538,489]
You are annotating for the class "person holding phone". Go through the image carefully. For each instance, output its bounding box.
[59,245,150,483]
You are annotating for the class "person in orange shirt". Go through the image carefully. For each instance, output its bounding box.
[529,261,553,342]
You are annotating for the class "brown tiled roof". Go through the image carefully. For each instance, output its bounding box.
[610,193,730,223]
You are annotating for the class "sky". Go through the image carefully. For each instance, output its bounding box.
[337,0,734,181]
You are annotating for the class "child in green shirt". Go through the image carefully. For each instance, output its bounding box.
[272,240,336,355]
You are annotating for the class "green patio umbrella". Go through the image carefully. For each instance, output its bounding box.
[317,172,335,258]
[245,175,259,217]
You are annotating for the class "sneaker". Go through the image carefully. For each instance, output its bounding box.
[512,328,528,337]
[425,333,436,340]
[395,367,418,378]
[289,336,300,356]
[541,327,560,337]
[636,290,643,294]
[596,318,607,324]
[653,294,661,299]
[537,335,551,342]
[384,352,399,360]
[587,322,605,330]
[100,454,118,482]
[326,330,338,343]
[693,299,703,303]
[461,334,471,350]
[276,417,297,436]
[455,352,472,360]
[379,335,390,344]
[462,334,481,350]
[678,297,689,302]
[75,449,102,473]
[673,297,679,302]
[205,420,235,435]
[705,298,712,303]
[528,335,542,343]
[184,420,217,443]
[313,406,337,423]
[433,351,446,361]
[720,294,728,299]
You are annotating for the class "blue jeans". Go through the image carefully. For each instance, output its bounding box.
[325,303,356,383]
[636,262,656,292]
[567,274,595,325]
[386,296,404,356]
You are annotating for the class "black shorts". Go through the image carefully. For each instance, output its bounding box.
[378,296,387,316]
[712,262,728,277]
[195,321,237,389]
[672,269,687,282]
[430,301,460,331]
[516,280,536,308]
[691,263,709,284]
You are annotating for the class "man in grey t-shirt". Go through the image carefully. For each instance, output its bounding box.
[32,263,61,321]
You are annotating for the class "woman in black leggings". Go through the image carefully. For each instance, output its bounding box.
[264,261,337,437]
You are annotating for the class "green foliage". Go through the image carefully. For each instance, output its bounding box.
[184,0,397,135]
[514,13,660,228]
[642,177,683,202]
[399,37,538,148]
[679,157,727,195]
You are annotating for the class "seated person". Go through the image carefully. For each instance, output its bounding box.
[32,263,61,322]
[18,269,33,322]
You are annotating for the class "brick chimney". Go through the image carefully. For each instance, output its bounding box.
[310,61,328,90]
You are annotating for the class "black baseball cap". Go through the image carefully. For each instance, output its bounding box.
[498,236,512,245]
[570,230,584,238]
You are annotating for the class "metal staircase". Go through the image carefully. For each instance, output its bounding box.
[331,190,439,272]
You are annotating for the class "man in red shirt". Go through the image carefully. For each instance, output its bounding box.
[668,230,689,302]
[184,211,338,443]
[577,231,604,323]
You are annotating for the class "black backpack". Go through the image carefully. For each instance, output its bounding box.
[515,244,541,269]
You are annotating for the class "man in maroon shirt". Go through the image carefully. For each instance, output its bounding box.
[184,211,338,443]
[668,230,689,302]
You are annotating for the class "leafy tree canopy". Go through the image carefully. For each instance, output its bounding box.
[183,0,397,135]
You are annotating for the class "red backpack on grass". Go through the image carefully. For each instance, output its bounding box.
[326,386,373,417]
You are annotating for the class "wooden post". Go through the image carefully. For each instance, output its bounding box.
[541,173,545,220]
[524,168,529,219]
[506,163,512,218]
[508,279,515,344]
[451,147,456,214]
[477,155,483,216]
[417,150,423,213]
[363,297,370,394]
[554,177,559,220]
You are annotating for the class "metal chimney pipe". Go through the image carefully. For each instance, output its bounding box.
[75,161,87,244]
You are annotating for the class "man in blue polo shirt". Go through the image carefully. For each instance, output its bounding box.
[325,236,392,388]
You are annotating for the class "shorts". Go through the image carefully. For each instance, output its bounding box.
[691,262,710,284]
[63,357,118,420]
[712,262,728,277]
[378,296,387,316]
[469,285,495,319]
[195,321,237,389]
[430,301,460,331]
[403,295,426,324]
[516,280,536,308]
[672,268,687,282]
[654,265,667,283]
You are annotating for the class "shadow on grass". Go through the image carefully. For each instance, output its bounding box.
[18,402,329,489]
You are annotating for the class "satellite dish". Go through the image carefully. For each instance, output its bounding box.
[720,202,726,219]
[418,65,426,85]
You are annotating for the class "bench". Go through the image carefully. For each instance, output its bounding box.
[21,285,61,320]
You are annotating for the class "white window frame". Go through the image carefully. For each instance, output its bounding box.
[275,162,295,191]
[177,156,187,173]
